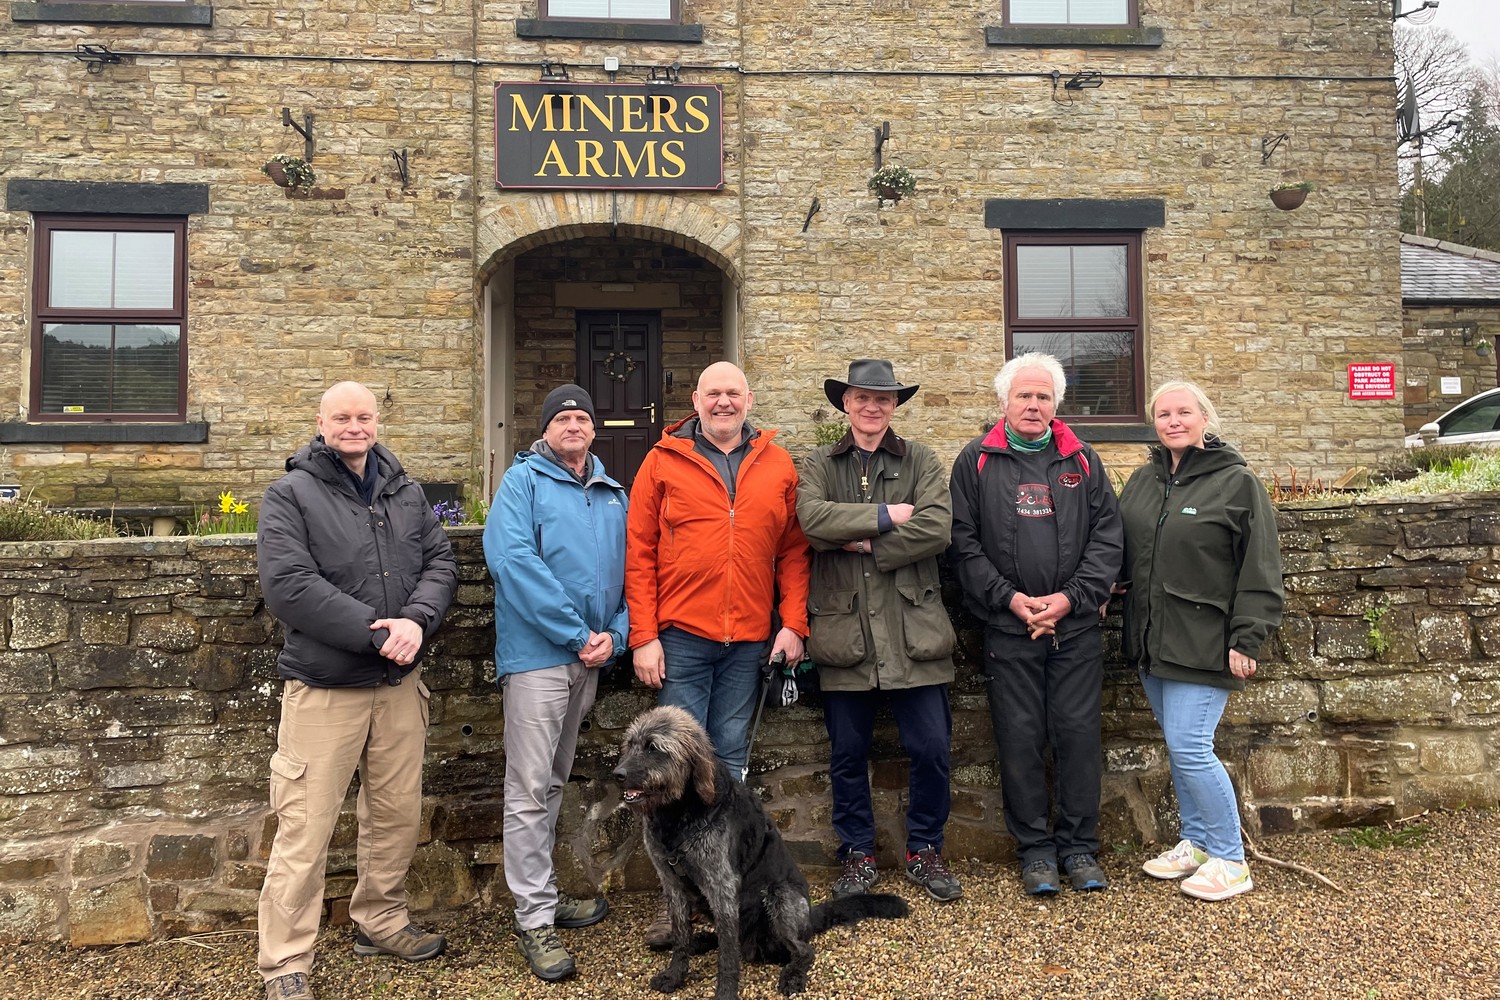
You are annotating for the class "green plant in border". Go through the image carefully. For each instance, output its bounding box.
[0,495,118,541]
[1333,822,1430,850]
[188,489,258,535]
[1363,600,1391,656]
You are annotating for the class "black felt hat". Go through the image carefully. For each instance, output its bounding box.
[824,359,919,411]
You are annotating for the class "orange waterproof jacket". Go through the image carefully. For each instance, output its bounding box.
[626,416,811,647]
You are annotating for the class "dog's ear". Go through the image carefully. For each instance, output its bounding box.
[692,743,717,803]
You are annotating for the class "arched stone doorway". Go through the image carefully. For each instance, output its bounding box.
[476,199,742,494]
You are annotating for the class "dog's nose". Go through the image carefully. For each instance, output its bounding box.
[610,766,627,781]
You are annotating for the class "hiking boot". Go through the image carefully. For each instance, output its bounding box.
[555,892,608,929]
[1021,858,1061,896]
[1062,852,1109,892]
[352,922,446,962]
[645,898,706,949]
[1142,839,1208,880]
[832,853,879,898]
[515,925,576,982]
[905,847,962,902]
[265,973,313,1000]
[1180,857,1253,901]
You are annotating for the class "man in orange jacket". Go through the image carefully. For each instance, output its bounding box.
[626,360,811,789]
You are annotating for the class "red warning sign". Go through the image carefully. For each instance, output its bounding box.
[1347,363,1396,400]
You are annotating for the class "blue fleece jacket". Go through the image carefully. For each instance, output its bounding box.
[484,448,630,678]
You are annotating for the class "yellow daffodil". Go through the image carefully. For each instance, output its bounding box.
[233,502,249,515]
[217,490,236,513]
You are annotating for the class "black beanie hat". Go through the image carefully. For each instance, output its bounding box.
[541,383,596,431]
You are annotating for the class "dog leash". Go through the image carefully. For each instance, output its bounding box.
[741,651,789,782]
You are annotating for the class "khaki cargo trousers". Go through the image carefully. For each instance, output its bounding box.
[257,672,430,981]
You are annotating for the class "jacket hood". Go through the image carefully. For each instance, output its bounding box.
[661,414,769,447]
[1148,437,1246,482]
[513,443,622,490]
[287,436,406,485]
[979,418,1086,459]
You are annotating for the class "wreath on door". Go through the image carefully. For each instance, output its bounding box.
[603,351,638,382]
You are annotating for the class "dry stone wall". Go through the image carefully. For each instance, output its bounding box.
[3,493,1498,944]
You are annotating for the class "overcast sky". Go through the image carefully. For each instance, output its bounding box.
[1426,0,1500,66]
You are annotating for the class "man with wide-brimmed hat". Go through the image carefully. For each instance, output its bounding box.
[797,359,962,903]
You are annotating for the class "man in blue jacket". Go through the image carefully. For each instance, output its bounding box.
[484,383,628,983]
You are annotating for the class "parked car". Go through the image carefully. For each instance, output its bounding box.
[1405,386,1500,449]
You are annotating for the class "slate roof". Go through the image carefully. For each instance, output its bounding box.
[1401,233,1500,305]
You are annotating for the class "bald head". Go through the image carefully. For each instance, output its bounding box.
[317,381,380,474]
[693,362,754,450]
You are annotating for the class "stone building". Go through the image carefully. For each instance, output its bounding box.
[1399,233,1500,432]
[1,0,1404,507]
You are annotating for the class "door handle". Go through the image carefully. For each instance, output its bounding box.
[647,402,656,424]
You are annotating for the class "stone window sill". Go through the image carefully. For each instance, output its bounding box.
[984,25,1163,48]
[0,422,209,444]
[11,2,212,26]
[515,18,703,42]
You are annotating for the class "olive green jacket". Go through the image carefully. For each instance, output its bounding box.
[797,429,956,692]
[1118,441,1285,690]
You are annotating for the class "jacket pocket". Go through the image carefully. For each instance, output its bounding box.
[896,583,957,661]
[268,751,309,824]
[807,589,867,668]
[1156,583,1229,672]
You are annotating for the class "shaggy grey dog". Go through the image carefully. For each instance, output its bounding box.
[614,705,908,999]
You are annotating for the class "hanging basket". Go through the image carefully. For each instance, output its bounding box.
[1269,186,1309,211]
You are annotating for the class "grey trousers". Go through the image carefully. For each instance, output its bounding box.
[502,661,600,930]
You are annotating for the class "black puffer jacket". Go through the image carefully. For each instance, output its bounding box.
[257,437,458,687]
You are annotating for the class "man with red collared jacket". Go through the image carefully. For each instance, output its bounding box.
[948,353,1122,899]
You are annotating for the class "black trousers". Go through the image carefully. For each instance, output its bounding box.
[982,626,1103,867]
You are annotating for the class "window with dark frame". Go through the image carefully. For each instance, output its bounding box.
[541,0,677,22]
[1004,232,1143,421]
[30,216,188,421]
[1004,0,1135,27]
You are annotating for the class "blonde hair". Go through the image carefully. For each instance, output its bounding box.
[1148,380,1222,440]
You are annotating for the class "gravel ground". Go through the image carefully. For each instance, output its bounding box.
[6,809,1497,1000]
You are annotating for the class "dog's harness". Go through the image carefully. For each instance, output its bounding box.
[660,805,722,867]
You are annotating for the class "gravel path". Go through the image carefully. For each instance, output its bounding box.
[6,809,1496,1000]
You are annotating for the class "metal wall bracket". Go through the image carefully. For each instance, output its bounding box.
[874,122,891,170]
[1262,133,1289,164]
[801,196,821,233]
[282,107,315,162]
[75,43,121,74]
[392,149,410,188]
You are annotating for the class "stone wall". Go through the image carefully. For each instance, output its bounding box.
[4,493,1498,945]
[1401,304,1500,432]
[1,0,1402,505]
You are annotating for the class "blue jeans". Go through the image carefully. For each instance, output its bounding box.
[1140,672,1243,861]
[823,685,952,859]
[657,627,767,781]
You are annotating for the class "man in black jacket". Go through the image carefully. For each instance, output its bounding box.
[949,354,1122,898]
[256,381,458,1000]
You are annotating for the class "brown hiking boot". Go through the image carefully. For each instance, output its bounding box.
[352,922,446,962]
[265,972,313,999]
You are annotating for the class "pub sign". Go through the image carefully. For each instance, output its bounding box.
[494,82,724,190]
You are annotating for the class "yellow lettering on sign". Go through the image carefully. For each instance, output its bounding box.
[576,140,606,177]
[612,140,657,177]
[650,95,682,133]
[620,94,649,133]
[659,140,686,178]
[536,140,574,176]
[509,93,556,132]
[683,95,711,134]
[578,93,613,131]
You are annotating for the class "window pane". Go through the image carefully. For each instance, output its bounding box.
[1070,0,1128,24]
[114,325,181,413]
[611,0,671,17]
[113,232,176,309]
[1071,245,1128,317]
[1010,0,1067,22]
[39,323,112,414]
[1015,245,1072,317]
[1010,0,1127,24]
[50,232,114,308]
[548,0,611,15]
[1014,331,1136,417]
[1446,401,1500,434]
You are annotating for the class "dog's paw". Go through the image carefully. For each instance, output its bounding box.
[651,971,687,993]
[778,969,808,995]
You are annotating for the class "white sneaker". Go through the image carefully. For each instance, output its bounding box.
[1180,857,1253,901]
[1142,839,1208,880]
